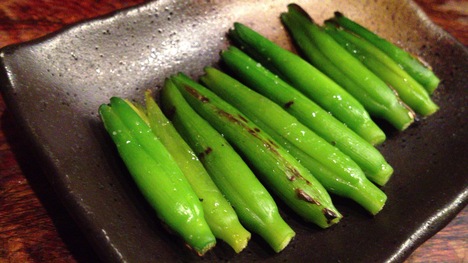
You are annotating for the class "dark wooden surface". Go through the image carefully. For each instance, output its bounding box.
[0,0,466,262]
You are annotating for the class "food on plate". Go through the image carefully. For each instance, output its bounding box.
[169,73,342,228]
[329,11,441,94]
[200,66,387,215]
[219,46,394,186]
[160,79,295,253]
[98,3,440,255]
[281,4,419,129]
[99,97,216,255]
[143,90,251,253]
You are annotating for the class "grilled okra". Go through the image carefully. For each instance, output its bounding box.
[329,11,440,94]
[161,79,295,253]
[143,90,250,253]
[220,46,393,186]
[170,73,342,228]
[281,4,415,130]
[201,67,387,214]
[323,22,438,116]
[99,97,215,255]
[228,22,385,144]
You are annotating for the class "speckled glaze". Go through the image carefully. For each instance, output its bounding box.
[0,0,466,262]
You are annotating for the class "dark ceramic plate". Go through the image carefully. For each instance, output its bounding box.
[1,0,467,262]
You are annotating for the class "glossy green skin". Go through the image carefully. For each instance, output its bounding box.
[330,12,440,94]
[229,22,383,144]
[220,46,393,186]
[170,73,342,228]
[160,80,294,253]
[201,67,387,215]
[324,24,439,116]
[144,91,250,253]
[98,97,215,255]
[281,5,415,131]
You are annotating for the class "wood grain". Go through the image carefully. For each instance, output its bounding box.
[0,0,466,262]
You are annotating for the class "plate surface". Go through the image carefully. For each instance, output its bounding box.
[1,0,467,262]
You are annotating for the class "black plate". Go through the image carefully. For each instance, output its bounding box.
[1,0,467,262]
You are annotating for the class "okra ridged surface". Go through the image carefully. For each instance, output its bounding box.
[161,79,295,253]
[329,11,440,94]
[220,46,394,186]
[99,97,216,255]
[228,22,385,144]
[142,91,251,253]
[201,67,387,215]
[170,73,342,228]
[281,4,415,131]
[323,23,438,117]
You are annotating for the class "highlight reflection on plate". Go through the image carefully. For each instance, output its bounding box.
[0,0,466,262]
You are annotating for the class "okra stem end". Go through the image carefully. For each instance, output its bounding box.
[367,162,394,186]
[352,179,388,215]
[355,122,387,146]
[258,216,295,253]
[221,225,251,253]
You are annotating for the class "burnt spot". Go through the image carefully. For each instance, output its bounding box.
[238,114,249,123]
[248,128,257,136]
[184,85,210,103]
[296,189,321,206]
[217,109,282,157]
[284,101,294,108]
[286,167,302,181]
[199,198,204,202]
[323,208,339,224]
[262,139,280,155]
[165,106,176,120]
[218,109,243,126]
[198,147,213,160]
[204,147,213,155]
[267,139,278,148]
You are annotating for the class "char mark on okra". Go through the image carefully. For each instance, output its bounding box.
[164,106,177,121]
[323,208,339,223]
[238,114,249,123]
[296,189,320,205]
[184,85,210,103]
[284,101,294,108]
[198,147,213,160]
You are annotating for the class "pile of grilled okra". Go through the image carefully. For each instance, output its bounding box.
[99,4,440,255]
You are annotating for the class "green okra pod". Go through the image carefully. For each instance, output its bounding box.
[228,22,385,144]
[281,4,415,130]
[220,46,393,186]
[323,22,438,116]
[143,90,250,253]
[329,11,440,94]
[161,79,295,253]
[99,97,216,255]
[170,73,342,228]
[201,67,387,215]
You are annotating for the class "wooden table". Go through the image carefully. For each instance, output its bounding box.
[0,0,466,262]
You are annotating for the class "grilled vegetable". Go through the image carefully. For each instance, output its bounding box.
[329,11,440,94]
[169,73,342,228]
[99,97,215,255]
[201,67,387,214]
[323,21,438,116]
[228,22,385,144]
[161,79,295,252]
[281,4,415,130]
[220,46,393,186]
[143,90,250,253]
